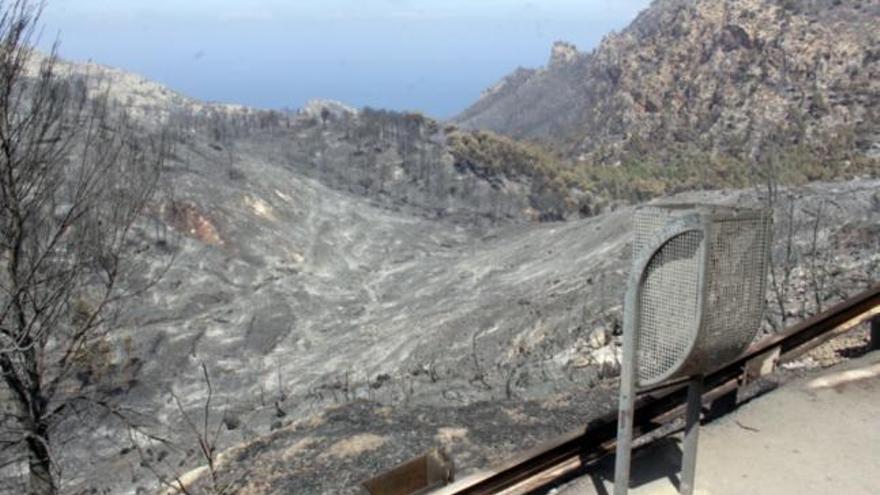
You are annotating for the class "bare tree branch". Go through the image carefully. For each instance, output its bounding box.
[0,3,173,493]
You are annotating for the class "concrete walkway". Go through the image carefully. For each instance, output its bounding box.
[561,351,880,495]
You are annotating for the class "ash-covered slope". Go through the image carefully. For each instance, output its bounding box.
[67,114,636,494]
[125,174,879,495]
[455,0,880,164]
[75,111,879,493]
[119,130,634,426]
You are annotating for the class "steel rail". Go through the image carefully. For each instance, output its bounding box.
[432,283,880,495]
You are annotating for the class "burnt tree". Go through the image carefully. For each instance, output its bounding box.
[0,2,170,493]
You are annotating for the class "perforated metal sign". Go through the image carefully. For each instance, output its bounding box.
[629,205,771,386]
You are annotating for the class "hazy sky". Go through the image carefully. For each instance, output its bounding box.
[41,1,649,118]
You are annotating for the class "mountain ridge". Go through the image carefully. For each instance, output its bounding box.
[455,0,880,168]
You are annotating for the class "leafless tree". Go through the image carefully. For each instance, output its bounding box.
[129,364,239,495]
[165,364,230,495]
[0,2,170,493]
[752,132,855,332]
[469,326,493,391]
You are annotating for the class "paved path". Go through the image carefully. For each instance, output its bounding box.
[560,350,880,495]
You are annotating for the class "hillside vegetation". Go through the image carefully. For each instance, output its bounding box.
[447,126,876,212]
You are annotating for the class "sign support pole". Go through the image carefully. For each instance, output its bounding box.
[679,376,703,495]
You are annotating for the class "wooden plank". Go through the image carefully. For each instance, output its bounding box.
[362,449,454,495]
[744,346,780,384]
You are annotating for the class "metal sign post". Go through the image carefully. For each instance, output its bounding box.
[679,376,703,495]
[613,205,771,495]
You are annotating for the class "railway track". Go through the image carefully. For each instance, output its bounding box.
[364,284,880,495]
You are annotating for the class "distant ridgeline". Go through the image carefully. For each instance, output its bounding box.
[56,0,880,223]
[164,95,877,226]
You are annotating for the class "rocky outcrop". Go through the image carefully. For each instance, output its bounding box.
[549,41,579,68]
[299,99,357,121]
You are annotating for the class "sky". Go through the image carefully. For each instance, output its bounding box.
[40,0,650,118]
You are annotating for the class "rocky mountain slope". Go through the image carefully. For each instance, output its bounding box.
[455,0,880,166]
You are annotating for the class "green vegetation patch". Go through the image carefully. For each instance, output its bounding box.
[446,128,878,218]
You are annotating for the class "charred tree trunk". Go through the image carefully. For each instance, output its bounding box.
[26,421,55,495]
[0,3,170,491]
[1,350,55,495]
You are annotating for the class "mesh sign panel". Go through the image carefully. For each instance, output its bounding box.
[636,230,703,384]
[631,205,771,386]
